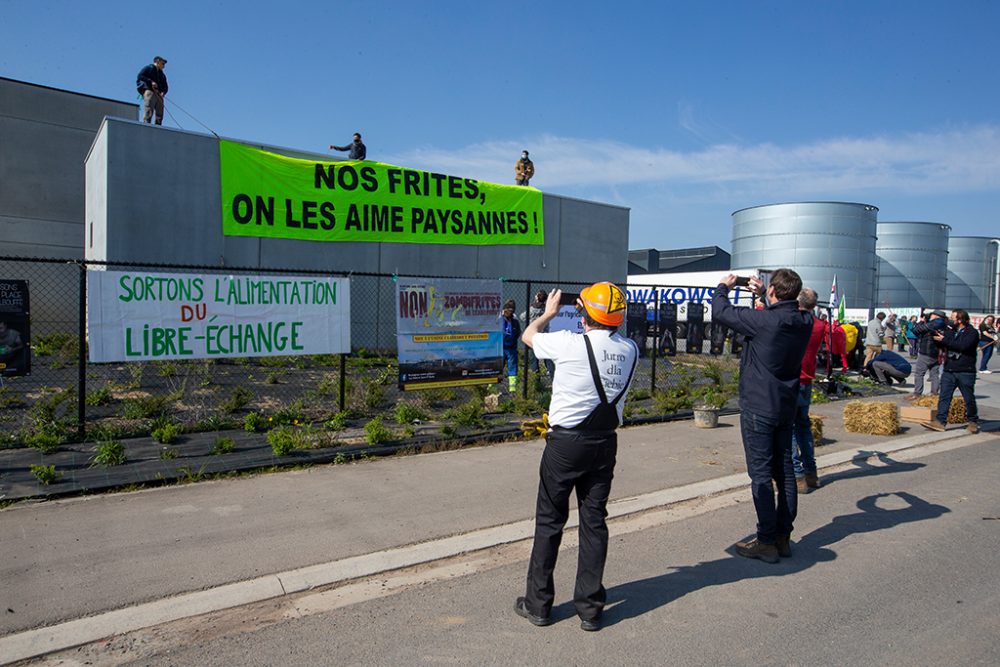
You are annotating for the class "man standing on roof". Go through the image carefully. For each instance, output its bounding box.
[515,150,534,185]
[136,56,168,125]
[330,133,367,160]
[514,282,638,633]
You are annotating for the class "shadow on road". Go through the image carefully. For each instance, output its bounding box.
[585,490,949,628]
[819,451,925,488]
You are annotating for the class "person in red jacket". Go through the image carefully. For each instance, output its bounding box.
[830,320,849,373]
[792,288,828,494]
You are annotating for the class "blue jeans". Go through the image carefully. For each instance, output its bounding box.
[739,410,797,543]
[791,383,815,477]
[936,371,979,424]
[503,348,518,377]
[980,344,994,371]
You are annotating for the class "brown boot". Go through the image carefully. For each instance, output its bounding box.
[775,534,792,558]
[796,477,810,494]
[921,420,946,432]
[734,538,779,564]
[967,422,980,434]
[805,473,822,489]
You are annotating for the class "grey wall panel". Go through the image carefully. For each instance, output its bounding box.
[875,222,950,309]
[731,202,879,309]
[0,78,136,128]
[946,236,999,311]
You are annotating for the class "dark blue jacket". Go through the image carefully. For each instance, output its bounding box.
[502,316,521,350]
[868,350,912,375]
[712,284,813,421]
[940,323,979,373]
[136,64,168,95]
[911,317,946,357]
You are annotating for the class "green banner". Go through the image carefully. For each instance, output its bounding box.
[219,141,543,245]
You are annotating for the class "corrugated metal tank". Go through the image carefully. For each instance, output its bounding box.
[731,202,879,308]
[875,222,950,309]
[946,236,999,311]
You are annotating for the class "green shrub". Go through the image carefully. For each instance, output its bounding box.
[0,387,26,409]
[267,427,298,456]
[151,422,181,444]
[26,430,62,454]
[265,371,283,385]
[364,416,393,445]
[91,440,126,466]
[212,436,236,454]
[325,411,350,430]
[394,403,428,424]
[244,412,267,433]
[447,399,485,428]
[271,400,306,426]
[85,383,115,407]
[30,464,61,485]
[159,447,179,460]
[32,331,76,357]
[121,394,172,420]
[219,386,254,413]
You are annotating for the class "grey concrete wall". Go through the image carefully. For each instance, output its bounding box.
[86,118,631,349]
[1,77,137,258]
[87,118,630,284]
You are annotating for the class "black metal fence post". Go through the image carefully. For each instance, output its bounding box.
[77,262,87,440]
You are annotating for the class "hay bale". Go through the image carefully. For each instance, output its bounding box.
[843,400,900,435]
[912,394,967,423]
[810,414,825,444]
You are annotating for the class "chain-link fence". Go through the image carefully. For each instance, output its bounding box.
[1,256,740,450]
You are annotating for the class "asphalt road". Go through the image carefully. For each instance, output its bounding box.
[49,435,998,667]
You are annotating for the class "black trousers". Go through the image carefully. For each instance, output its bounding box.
[524,428,617,620]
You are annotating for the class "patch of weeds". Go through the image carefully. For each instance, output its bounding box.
[154,361,180,377]
[121,394,173,420]
[85,383,115,407]
[271,400,306,426]
[244,411,267,433]
[258,356,289,368]
[219,386,254,413]
[310,374,339,398]
[26,430,62,454]
[420,387,457,407]
[447,399,486,428]
[30,464,61,485]
[176,466,206,484]
[811,386,833,404]
[194,415,238,432]
[364,416,393,445]
[265,371,284,385]
[0,387,26,409]
[332,452,350,465]
[91,439,126,466]
[440,424,458,438]
[400,425,415,438]
[151,421,181,445]
[159,447,179,460]
[212,436,236,454]
[310,354,341,367]
[28,386,77,426]
[32,331,78,357]
[267,426,299,456]
[324,411,350,431]
[364,382,385,410]
[393,403,428,424]
[125,363,144,389]
[629,388,652,401]
[499,397,543,416]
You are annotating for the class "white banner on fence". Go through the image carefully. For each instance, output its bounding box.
[87,270,351,362]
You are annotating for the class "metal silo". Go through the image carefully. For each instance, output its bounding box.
[875,222,950,309]
[731,202,879,309]
[946,236,1000,312]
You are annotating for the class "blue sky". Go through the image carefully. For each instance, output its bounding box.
[3,0,998,249]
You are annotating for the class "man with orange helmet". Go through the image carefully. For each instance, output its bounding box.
[514,282,638,632]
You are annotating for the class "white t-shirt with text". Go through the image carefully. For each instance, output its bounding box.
[531,329,639,429]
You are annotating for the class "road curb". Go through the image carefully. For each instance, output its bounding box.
[0,426,989,665]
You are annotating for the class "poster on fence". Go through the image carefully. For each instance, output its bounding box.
[220,140,544,246]
[0,279,31,376]
[87,270,351,362]
[395,277,503,390]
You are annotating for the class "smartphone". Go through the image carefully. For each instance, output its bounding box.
[734,276,752,287]
[559,292,580,306]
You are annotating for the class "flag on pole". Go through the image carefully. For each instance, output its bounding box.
[838,294,846,323]
[829,274,838,310]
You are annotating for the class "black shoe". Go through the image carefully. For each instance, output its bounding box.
[514,597,551,627]
[580,615,602,632]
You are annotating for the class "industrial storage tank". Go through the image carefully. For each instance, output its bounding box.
[731,202,879,309]
[946,236,1000,312]
[875,222,950,309]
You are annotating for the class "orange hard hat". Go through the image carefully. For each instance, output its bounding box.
[579,282,626,327]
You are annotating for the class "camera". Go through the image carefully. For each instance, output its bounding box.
[559,292,580,306]
[734,276,752,287]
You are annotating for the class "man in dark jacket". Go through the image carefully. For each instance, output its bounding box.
[922,309,980,433]
[330,133,366,160]
[713,269,813,563]
[136,56,168,125]
[905,311,947,399]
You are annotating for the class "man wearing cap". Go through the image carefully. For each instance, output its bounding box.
[515,150,534,185]
[136,56,168,125]
[905,310,947,400]
[712,269,813,563]
[514,282,638,632]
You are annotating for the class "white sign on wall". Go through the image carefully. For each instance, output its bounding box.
[87,270,351,362]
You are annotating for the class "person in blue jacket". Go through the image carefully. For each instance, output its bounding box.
[712,269,813,564]
[865,349,912,385]
[501,299,522,392]
[922,309,981,433]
